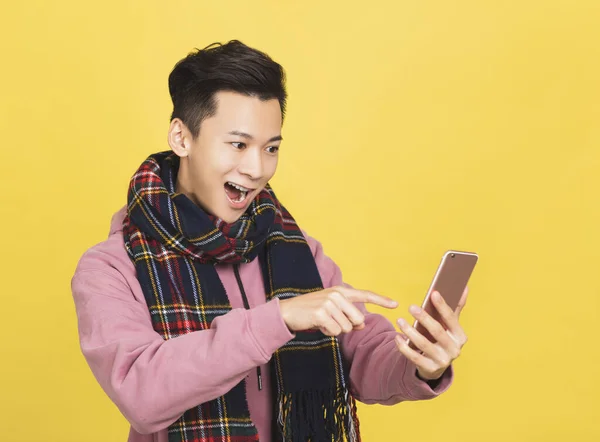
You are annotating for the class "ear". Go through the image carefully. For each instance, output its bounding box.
[168,118,192,157]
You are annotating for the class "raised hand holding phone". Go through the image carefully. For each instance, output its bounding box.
[395,251,478,381]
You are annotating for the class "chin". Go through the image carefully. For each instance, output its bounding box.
[218,209,244,224]
[221,215,242,224]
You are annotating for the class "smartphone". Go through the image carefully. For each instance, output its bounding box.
[407,250,478,351]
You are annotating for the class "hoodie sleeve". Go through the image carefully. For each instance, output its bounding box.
[301,230,454,405]
[71,248,294,435]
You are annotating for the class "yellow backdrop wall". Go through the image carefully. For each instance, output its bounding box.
[1,1,599,441]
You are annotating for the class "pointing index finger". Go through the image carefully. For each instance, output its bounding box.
[339,287,398,309]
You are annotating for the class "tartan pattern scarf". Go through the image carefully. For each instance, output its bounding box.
[122,151,361,442]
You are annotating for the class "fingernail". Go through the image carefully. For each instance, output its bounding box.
[409,305,422,315]
[433,291,441,302]
[397,318,407,327]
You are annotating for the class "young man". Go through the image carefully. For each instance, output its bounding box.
[72,40,469,442]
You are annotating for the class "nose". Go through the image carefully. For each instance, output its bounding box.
[238,148,263,181]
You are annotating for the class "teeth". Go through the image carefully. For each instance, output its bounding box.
[226,181,249,204]
[228,182,250,192]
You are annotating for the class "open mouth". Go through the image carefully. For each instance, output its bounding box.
[224,181,254,205]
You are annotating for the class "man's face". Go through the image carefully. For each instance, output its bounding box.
[170,90,282,224]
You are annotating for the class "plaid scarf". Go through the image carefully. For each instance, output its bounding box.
[123,151,360,442]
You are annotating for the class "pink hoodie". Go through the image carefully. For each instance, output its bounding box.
[71,207,453,442]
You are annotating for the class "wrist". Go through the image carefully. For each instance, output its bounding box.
[416,368,444,389]
[277,298,293,331]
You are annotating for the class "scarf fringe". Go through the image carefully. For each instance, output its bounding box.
[277,387,361,442]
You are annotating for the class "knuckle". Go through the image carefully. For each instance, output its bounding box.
[427,362,440,373]
[438,355,451,367]
[349,311,364,325]
[329,291,344,303]
[330,286,343,295]
[431,322,445,336]
[327,293,342,306]
[321,328,334,337]
[315,310,328,323]
[323,299,335,310]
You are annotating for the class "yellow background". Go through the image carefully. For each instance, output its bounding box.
[1,1,599,441]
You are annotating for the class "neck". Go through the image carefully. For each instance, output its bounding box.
[175,160,197,204]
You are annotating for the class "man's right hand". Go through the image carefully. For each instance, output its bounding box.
[279,286,399,336]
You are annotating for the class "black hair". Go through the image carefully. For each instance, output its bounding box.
[168,40,287,139]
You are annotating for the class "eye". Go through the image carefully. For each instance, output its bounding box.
[266,146,280,154]
[231,142,246,150]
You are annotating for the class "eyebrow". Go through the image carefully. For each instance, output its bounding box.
[227,130,283,143]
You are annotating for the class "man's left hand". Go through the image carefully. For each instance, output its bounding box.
[395,287,469,381]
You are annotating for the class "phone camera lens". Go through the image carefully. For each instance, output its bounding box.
[450,253,455,258]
